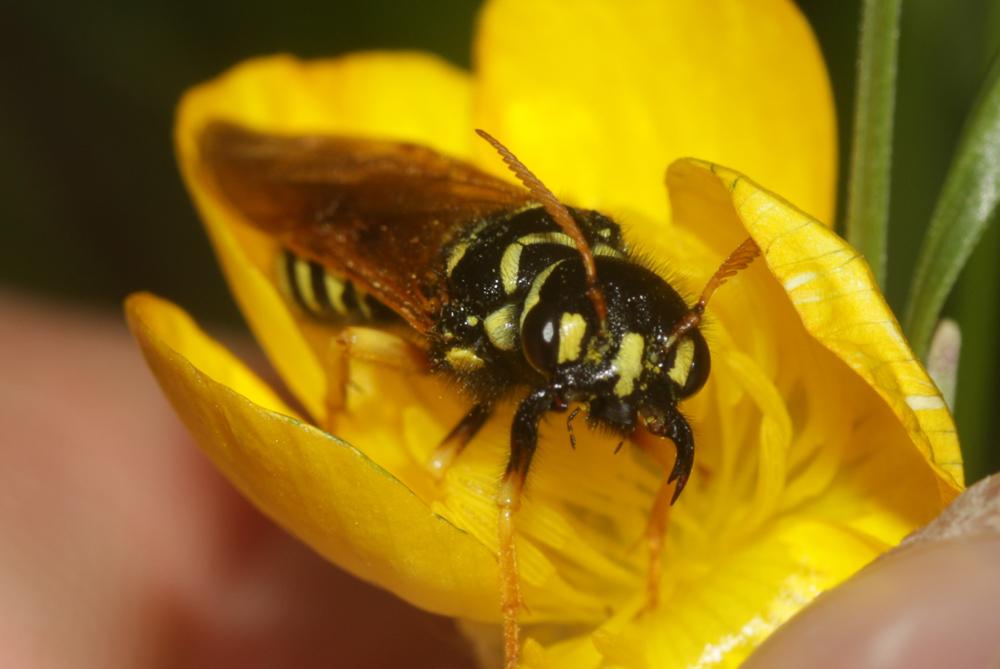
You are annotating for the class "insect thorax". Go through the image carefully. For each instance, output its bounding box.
[430,205,707,419]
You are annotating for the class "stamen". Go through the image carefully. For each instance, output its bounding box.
[711,349,791,541]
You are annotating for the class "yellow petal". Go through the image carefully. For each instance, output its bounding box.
[666,159,963,499]
[125,292,504,619]
[516,159,964,667]
[474,0,836,225]
[537,518,884,669]
[126,292,295,417]
[126,292,602,622]
[175,53,476,422]
[162,18,958,665]
[520,154,964,665]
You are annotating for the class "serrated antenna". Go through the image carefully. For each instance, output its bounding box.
[665,237,761,347]
[475,129,607,325]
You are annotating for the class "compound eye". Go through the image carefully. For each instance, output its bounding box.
[668,334,711,398]
[522,304,592,375]
[521,308,561,375]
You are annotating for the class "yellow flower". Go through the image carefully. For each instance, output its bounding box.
[127,0,963,666]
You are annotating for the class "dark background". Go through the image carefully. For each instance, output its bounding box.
[3,1,998,480]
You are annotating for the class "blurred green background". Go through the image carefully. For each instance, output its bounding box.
[2,1,998,481]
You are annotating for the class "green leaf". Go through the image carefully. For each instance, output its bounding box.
[845,0,901,287]
[953,222,1000,481]
[904,52,1000,359]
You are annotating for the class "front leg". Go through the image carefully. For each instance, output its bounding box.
[645,405,695,502]
[427,401,494,479]
[498,387,554,669]
[640,405,694,610]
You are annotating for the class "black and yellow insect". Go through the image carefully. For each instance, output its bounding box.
[199,121,758,668]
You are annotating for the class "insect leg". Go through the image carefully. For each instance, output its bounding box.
[334,326,429,371]
[497,388,553,669]
[324,326,429,426]
[427,401,494,479]
[664,410,694,502]
[565,406,582,449]
[640,407,694,611]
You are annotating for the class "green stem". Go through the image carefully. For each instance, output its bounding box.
[845,0,902,288]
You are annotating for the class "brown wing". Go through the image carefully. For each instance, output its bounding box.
[198,121,530,332]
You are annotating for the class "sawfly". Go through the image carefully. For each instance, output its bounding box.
[199,121,759,669]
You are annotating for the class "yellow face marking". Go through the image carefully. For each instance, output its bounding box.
[445,347,486,373]
[323,273,348,315]
[668,337,695,387]
[446,240,470,276]
[613,333,646,397]
[466,315,480,327]
[557,312,587,363]
[520,260,564,330]
[293,258,322,313]
[485,304,518,351]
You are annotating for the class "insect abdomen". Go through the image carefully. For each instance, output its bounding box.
[276,248,397,323]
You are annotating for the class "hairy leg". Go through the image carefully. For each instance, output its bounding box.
[427,401,494,478]
[497,388,552,669]
[324,326,428,427]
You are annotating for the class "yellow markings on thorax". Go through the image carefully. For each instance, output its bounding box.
[668,337,695,387]
[557,312,587,363]
[520,260,564,329]
[501,232,575,294]
[498,232,624,295]
[613,332,646,397]
[594,244,624,258]
[485,304,518,351]
[445,347,486,373]
[499,245,524,294]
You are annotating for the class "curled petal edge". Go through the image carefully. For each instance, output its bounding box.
[125,292,504,620]
[666,159,964,502]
